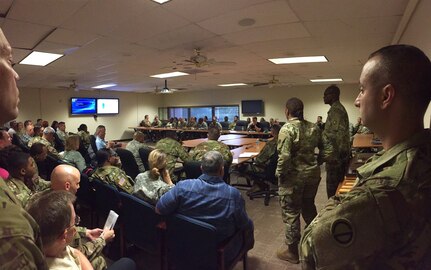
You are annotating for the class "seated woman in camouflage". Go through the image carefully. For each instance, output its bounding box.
[133,149,174,204]
[92,148,134,194]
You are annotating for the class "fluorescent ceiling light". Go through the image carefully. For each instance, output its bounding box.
[19,51,63,66]
[151,0,171,3]
[150,71,189,78]
[218,83,247,87]
[92,83,117,89]
[268,56,328,64]
[310,78,343,83]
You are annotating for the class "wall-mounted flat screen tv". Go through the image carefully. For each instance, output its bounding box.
[97,98,119,114]
[70,97,97,115]
[241,100,264,115]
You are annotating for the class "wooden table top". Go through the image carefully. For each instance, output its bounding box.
[231,142,267,164]
[223,138,264,147]
[130,126,270,136]
[182,134,247,148]
[352,134,382,148]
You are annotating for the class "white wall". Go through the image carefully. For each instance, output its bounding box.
[162,84,361,124]
[17,87,163,140]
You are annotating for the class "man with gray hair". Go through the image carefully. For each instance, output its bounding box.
[156,151,254,246]
[28,126,60,157]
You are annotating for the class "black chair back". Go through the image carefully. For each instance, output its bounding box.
[119,193,164,255]
[234,120,248,131]
[76,173,94,208]
[78,138,91,165]
[89,135,98,154]
[260,121,270,132]
[138,147,152,171]
[12,134,30,152]
[183,161,202,179]
[220,122,230,130]
[92,179,121,219]
[116,148,140,180]
[52,132,65,152]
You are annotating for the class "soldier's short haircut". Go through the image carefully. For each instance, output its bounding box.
[58,121,65,125]
[0,145,30,176]
[368,44,431,113]
[207,127,221,140]
[96,148,111,167]
[324,84,340,98]
[201,151,224,175]
[26,190,76,247]
[33,125,42,135]
[29,143,47,157]
[24,120,32,128]
[286,97,304,120]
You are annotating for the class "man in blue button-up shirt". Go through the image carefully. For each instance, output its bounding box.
[156,151,254,244]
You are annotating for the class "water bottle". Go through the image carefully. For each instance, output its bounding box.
[256,139,260,148]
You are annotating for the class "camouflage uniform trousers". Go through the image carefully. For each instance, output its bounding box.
[71,227,107,270]
[279,170,321,245]
[325,157,349,198]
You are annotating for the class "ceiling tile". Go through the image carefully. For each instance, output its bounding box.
[2,19,54,49]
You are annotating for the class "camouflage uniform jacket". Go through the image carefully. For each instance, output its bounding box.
[77,130,91,149]
[177,121,187,129]
[165,122,177,128]
[276,118,324,187]
[229,121,237,130]
[28,136,60,158]
[209,121,222,130]
[6,178,33,208]
[156,138,190,177]
[133,171,174,204]
[152,120,162,127]
[126,139,148,172]
[140,119,151,127]
[254,138,278,168]
[190,140,233,164]
[300,130,431,269]
[92,166,134,194]
[322,100,350,162]
[70,226,107,270]
[56,130,68,144]
[0,177,48,269]
[186,121,197,129]
[196,122,208,130]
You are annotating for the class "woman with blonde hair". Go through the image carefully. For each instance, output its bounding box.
[59,135,86,172]
[133,149,174,204]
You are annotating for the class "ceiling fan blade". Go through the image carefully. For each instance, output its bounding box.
[253,82,269,87]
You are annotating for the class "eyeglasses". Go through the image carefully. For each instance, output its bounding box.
[66,215,80,230]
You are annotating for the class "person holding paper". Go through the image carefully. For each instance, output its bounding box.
[51,164,115,270]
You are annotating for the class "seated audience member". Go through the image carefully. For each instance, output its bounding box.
[92,149,134,193]
[229,115,239,130]
[246,117,251,124]
[33,125,43,138]
[190,127,233,164]
[12,121,24,136]
[26,190,136,270]
[90,125,120,165]
[0,127,12,149]
[60,135,86,172]
[241,124,281,194]
[133,149,174,204]
[56,121,68,144]
[126,131,149,173]
[352,117,371,135]
[0,146,38,207]
[155,131,190,181]
[152,115,162,127]
[51,120,59,131]
[139,114,151,127]
[7,120,17,135]
[186,117,197,129]
[260,117,266,122]
[28,126,60,157]
[28,143,51,190]
[77,124,91,149]
[36,118,43,127]
[156,151,254,260]
[20,120,34,144]
[50,165,114,270]
[209,116,222,130]
[196,117,208,130]
[300,45,431,269]
[41,120,49,131]
[176,117,187,129]
[165,117,177,128]
[247,116,262,132]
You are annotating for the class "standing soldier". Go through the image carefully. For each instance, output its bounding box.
[300,44,431,270]
[322,84,350,198]
[276,98,326,264]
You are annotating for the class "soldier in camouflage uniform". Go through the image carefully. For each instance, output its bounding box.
[92,148,134,193]
[196,118,208,130]
[190,127,233,164]
[51,164,114,270]
[300,45,431,269]
[156,131,190,181]
[140,114,152,127]
[152,115,163,127]
[276,98,326,264]
[77,123,91,149]
[208,116,222,130]
[0,27,48,269]
[177,117,187,129]
[229,115,239,130]
[126,131,149,173]
[187,117,197,129]
[322,84,350,198]
[28,126,60,158]
[241,124,281,194]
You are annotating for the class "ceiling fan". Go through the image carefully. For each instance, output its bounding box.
[58,80,81,91]
[184,48,236,68]
[252,75,292,88]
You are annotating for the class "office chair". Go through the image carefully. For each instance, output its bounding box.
[138,147,153,171]
[53,132,65,152]
[247,152,278,206]
[116,148,140,180]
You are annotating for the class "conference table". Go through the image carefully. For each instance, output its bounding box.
[182,134,247,148]
[130,126,271,137]
[230,142,267,165]
[352,134,382,148]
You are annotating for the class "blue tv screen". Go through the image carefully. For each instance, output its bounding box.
[70,98,97,115]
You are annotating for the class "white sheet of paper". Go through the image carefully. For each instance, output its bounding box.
[232,158,239,164]
[104,210,119,230]
[239,152,259,158]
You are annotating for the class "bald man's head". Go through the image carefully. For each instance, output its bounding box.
[50,164,81,195]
